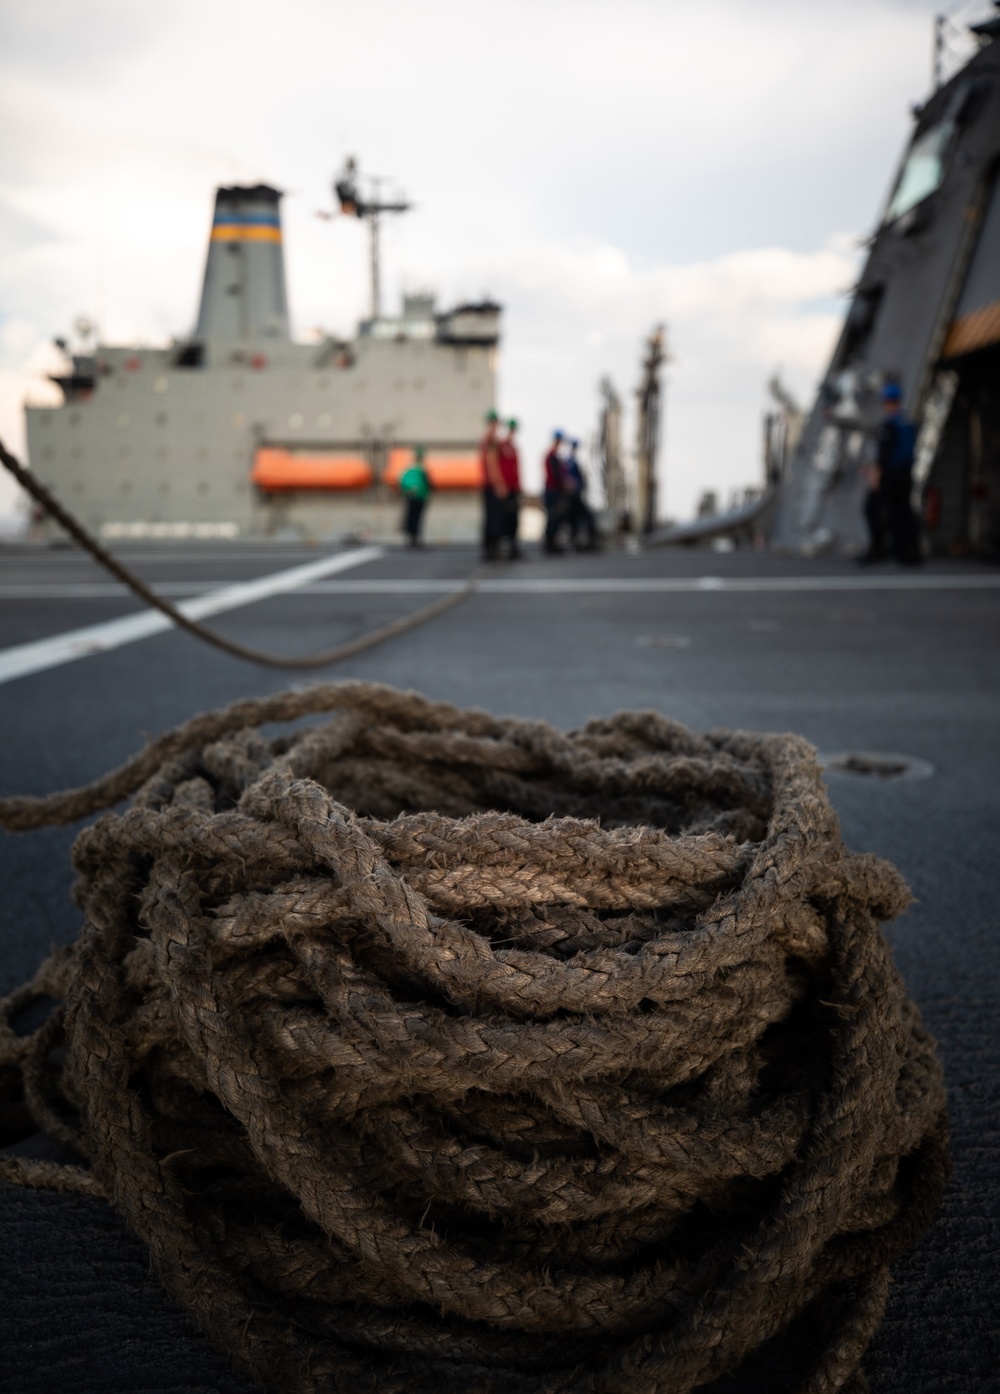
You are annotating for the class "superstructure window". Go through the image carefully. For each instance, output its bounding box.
[885,120,954,223]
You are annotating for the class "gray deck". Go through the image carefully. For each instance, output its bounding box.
[1,540,998,1392]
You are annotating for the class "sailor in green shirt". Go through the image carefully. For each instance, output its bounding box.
[399,446,432,548]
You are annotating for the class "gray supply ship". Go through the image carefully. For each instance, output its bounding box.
[770,4,1000,557]
[26,171,499,543]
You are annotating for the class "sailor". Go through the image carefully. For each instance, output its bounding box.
[862,384,920,564]
[565,439,598,551]
[859,453,889,564]
[542,430,568,554]
[399,446,431,548]
[497,418,523,559]
[480,410,505,561]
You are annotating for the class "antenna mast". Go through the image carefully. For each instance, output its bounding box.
[598,377,626,534]
[635,325,667,533]
[335,156,412,320]
[933,13,945,90]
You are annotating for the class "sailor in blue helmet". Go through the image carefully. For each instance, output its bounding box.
[542,430,568,554]
[861,382,921,564]
[565,438,598,551]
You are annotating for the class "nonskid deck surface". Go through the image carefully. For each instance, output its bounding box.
[1,541,998,1393]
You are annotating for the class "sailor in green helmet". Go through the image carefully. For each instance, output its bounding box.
[399,446,431,548]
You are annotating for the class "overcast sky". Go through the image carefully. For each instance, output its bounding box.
[0,0,990,520]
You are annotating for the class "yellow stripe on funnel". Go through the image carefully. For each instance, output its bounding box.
[211,225,282,243]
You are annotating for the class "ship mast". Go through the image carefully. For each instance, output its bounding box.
[335,156,412,320]
[635,325,667,534]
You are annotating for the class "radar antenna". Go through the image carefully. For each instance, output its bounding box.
[334,155,412,321]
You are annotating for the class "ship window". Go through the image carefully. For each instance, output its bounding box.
[885,119,954,223]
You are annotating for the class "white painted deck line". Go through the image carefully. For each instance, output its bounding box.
[0,582,232,598]
[307,574,1000,594]
[0,546,384,686]
[2,572,1000,601]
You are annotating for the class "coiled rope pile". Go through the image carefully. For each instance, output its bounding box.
[0,682,948,1393]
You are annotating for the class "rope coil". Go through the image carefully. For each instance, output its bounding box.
[0,682,949,1393]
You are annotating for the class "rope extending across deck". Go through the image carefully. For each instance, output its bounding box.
[0,441,479,670]
[0,682,949,1393]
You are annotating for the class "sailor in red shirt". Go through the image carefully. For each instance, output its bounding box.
[543,429,568,554]
[479,410,504,561]
[497,418,523,559]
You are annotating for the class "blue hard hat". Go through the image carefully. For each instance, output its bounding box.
[553,429,564,440]
[882,382,902,402]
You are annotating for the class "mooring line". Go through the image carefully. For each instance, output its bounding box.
[0,440,480,678]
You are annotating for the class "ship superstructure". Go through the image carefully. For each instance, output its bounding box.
[770,8,1000,557]
[27,178,499,542]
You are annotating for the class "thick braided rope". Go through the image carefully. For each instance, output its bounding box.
[0,682,949,1394]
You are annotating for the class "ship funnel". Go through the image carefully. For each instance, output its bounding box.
[195,184,290,342]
